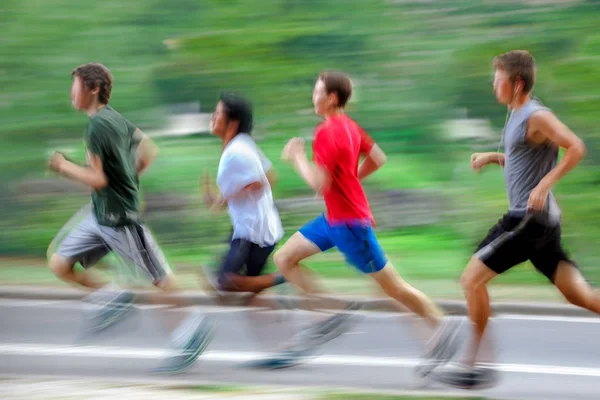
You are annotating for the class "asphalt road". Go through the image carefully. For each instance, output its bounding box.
[1,298,599,399]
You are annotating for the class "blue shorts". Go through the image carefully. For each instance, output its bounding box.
[299,214,388,274]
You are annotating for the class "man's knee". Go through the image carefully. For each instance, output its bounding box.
[461,256,493,294]
[273,232,321,273]
[48,254,74,279]
[273,249,295,272]
[460,272,478,294]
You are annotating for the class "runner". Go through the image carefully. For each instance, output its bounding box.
[432,50,599,389]
[271,71,462,370]
[201,92,286,296]
[47,62,212,374]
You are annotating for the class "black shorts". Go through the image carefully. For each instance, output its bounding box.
[475,213,574,282]
[217,238,277,288]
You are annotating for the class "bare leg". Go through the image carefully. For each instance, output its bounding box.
[273,232,347,311]
[460,256,497,366]
[554,261,600,314]
[222,272,283,294]
[48,253,104,290]
[273,232,322,293]
[369,263,444,330]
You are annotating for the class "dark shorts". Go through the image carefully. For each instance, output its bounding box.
[299,213,388,274]
[218,238,277,288]
[475,213,574,282]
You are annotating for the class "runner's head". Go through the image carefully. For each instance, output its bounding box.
[210,92,253,139]
[71,63,113,111]
[492,50,536,106]
[313,71,352,117]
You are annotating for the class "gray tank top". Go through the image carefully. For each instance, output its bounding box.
[503,98,561,225]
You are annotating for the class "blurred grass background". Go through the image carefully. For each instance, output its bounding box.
[1,0,600,293]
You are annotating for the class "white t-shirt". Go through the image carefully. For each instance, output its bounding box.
[217,134,283,247]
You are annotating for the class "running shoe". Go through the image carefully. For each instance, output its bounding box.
[79,287,136,337]
[153,315,214,374]
[290,301,363,349]
[430,362,499,389]
[415,317,463,377]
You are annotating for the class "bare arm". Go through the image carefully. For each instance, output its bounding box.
[527,110,586,191]
[485,152,505,166]
[291,152,331,194]
[133,129,159,176]
[471,152,505,171]
[49,151,108,190]
[358,144,387,180]
[282,137,331,194]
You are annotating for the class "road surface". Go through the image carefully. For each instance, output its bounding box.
[1,298,599,399]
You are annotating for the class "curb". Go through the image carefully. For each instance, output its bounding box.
[0,285,595,317]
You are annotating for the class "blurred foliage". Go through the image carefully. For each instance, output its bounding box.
[1,0,600,287]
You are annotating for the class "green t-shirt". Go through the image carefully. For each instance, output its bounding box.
[85,105,141,227]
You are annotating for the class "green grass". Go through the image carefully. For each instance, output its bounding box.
[2,0,600,289]
[187,384,244,393]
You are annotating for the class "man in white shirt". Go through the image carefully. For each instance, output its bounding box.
[202,93,286,294]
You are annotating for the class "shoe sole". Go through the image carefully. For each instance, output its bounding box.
[430,371,500,390]
[244,349,318,370]
[244,356,304,370]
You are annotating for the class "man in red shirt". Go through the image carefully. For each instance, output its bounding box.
[273,71,462,373]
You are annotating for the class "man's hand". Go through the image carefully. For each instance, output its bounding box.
[470,152,504,172]
[48,152,67,174]
[281,137,306,164]
[470,153,486,172]
[528,182,550,212]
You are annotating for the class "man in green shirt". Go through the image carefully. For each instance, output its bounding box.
[48,62,211,374]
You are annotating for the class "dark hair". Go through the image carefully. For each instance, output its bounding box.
[219,92,253,135]
[493,50,537,93]
[71,63,113,104]
[318,71,352,108]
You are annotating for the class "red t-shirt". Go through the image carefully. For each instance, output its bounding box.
[312,114,375,226]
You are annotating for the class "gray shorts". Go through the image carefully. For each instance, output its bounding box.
[52,204,171,286]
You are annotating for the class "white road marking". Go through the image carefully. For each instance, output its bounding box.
[495,314,600,324]
[0,343,599,377]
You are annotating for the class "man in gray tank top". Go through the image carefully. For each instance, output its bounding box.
[431,50,600,389]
